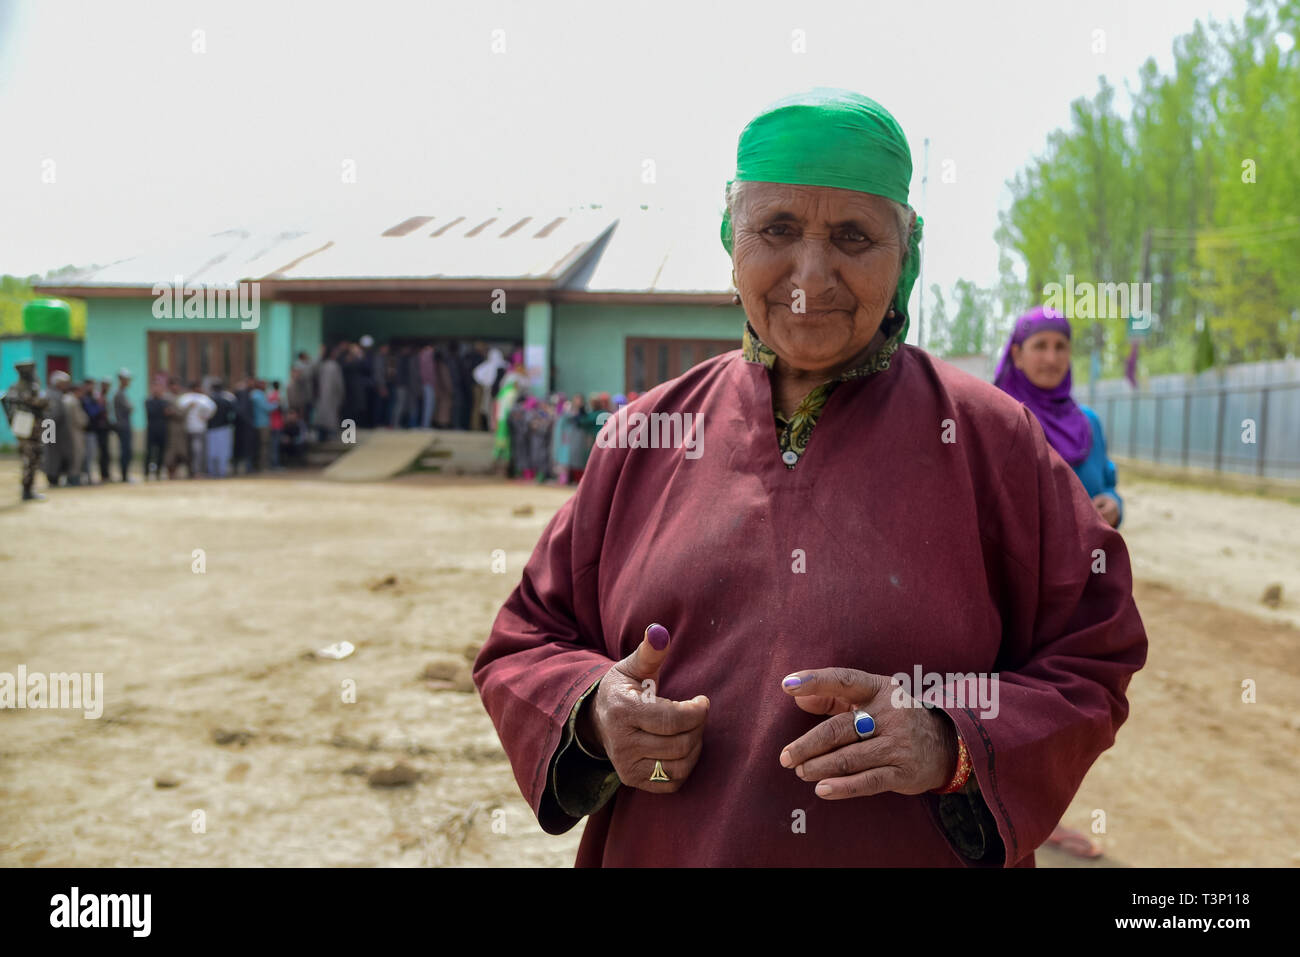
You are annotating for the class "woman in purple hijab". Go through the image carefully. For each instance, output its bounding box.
[994,305,1124,859]
[995,306,1123,531]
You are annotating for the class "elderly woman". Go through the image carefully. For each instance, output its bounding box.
[474,88,1147,867]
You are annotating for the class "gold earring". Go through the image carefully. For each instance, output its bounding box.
[732,293,741,305]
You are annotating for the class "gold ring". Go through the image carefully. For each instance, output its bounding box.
[650,760,671,782]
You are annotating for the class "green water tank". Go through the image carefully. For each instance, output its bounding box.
[23,299,71,338]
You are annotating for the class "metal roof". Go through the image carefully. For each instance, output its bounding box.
[33,205,735,298]
[570,204,733,294]
[255,207,613,283]
[49,229,314,288]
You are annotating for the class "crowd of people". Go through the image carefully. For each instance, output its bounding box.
[38,369,305,485]
[37,370,136,485]
[300,336,518,438]
[298,336,645,486]
[498,389,641,486]
[21,335,643,489]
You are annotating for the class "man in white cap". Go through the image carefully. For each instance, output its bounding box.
[113,368,135,482]
[42,370,82,486]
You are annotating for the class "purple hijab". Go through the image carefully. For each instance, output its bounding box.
[993,306,1092,466]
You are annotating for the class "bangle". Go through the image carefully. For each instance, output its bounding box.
[931,731,972,795]
[572,701,608,761]
[574,727,608,761]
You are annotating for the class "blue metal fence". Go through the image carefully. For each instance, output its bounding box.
[1095,381,1300,480]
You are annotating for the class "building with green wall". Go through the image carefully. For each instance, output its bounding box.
[34,207,745,430]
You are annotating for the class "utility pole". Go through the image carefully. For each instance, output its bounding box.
[918,137,929,350]
[1090,320,1102,406]
[1139,225,1153,341]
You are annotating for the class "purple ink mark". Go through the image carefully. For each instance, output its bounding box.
[646,623,670,650]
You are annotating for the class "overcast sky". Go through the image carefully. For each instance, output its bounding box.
[0,0,1254,310]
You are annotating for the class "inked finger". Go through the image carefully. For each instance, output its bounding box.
[782,667,891,704]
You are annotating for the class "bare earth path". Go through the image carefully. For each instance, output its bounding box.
[0,466,1295,867]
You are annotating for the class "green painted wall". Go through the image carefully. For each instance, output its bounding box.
[85,297,232,430]
[552,302,745,397]
[82,296,299,429]
[291,303,323,363]
[258,301,292,384]
[524,301,552,395]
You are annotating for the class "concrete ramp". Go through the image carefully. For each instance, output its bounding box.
[418,430,497,475]
[320,430,437,482]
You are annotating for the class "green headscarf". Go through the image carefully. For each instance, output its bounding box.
[720,88,924,343]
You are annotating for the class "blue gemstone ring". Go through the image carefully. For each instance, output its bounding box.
[852,708,877,740]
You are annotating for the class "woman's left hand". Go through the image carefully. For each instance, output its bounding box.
[1092,494,1120,528]
[778,668,958,798]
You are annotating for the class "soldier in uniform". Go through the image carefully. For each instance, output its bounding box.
[2,359,49,501]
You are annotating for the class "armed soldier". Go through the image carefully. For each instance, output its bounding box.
[2,359,50,501]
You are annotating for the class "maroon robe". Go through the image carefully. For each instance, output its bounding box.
[474,343,1148,866]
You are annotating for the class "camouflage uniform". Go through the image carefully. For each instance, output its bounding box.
[3,361,49,500]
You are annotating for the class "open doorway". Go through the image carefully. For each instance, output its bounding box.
[320,337,522,432]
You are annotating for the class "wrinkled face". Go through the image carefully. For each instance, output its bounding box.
[731,182,905,374]
[1012,330,1071,389]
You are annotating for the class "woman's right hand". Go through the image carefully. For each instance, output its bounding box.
[576,623,709,793]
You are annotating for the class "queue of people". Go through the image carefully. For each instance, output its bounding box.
[37,370,305,486]
[499,389,639,486]
[300,337,515,441]
[40,369,137,486]
[24,334,638,490]
[139,375,303,480]
[291,336,639,487]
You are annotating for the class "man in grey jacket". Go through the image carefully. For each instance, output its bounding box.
[42,371,84,486]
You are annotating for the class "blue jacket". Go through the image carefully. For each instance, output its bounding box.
[1071,405,1123,528]
[250,389,271,429]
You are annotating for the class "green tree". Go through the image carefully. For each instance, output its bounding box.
[926,279,996,359]
[997,0,1300,373]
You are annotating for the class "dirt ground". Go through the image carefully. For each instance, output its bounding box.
[0,461,1296,867]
